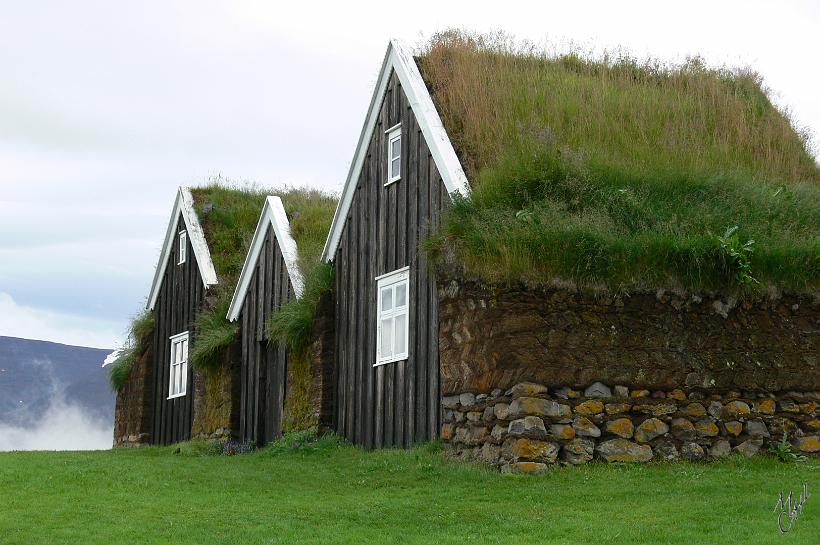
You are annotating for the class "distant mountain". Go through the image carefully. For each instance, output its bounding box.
[0,336,115,427]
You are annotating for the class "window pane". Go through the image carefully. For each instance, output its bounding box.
[391,137,401,159]
[395,282,406,307]
[391,157,400,178]
[380,317,392,358]
[169,365,177,395]
[394,313,406,355]
[381,287,392,312]
[180,362,187,393]
[182,339,188,360]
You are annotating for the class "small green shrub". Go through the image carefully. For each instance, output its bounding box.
[769,432,807,463]
[267,262,334,358]
[717,226,759,287]
[189,293,238,370]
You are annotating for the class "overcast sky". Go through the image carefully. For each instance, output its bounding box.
[1,0,818,349]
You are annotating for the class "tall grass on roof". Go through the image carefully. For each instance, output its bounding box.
[187,178,338,369]
[108,309,154,390]
[419,31,820,293]
[266,189,337,358]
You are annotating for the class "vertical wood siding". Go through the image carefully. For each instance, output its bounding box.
[237,223,294,446]
[150,213,204,445]
[333,70,450,448]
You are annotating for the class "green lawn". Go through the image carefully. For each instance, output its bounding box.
[0,436,817,544]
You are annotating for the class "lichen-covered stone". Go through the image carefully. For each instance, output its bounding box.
[668,389,687,401]
[509,382,549,398]
[745,419,770,438]
[501,461,548,475]
[508,397,549,419]
[553,386,580,399]
[734,439,762,457]
[707,401,723,419]
[800,402,818,414]
[806,419,820,431]
[596,438,653,462]
[584,382,612,398]
[494,402,510,420]
[709,439,732,459]
[635,401,677,416]
[635,417,669,443]
[573,416,601,438]
[631,389,650,398]
[695,419,719,437]
[723,401,751,418]
[459,392,476,408]
[442,395,461,409]
[508,416,547,439]
[792,436,820,453]
[574,400,604,416]
[490,423,507,443]
[778,400,799,413]
[562,438,594,465]
[605,402,631,415]
[671,418,696,440]
[441,423,455,441]
[606,418,634,439]
[755,399,776,415]
[614,385,629,398]
[482,406,495,422]
[455,425,488,446]
[477,442,501,464]
[681,442,705,461]
[686,403,706,418]
[466,411,482,422]
[724,420,743,436]
[502,437,559,462]
[654,441,679,461]
[550,424,575,440]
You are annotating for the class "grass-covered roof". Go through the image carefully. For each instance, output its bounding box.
[187,180,337,369]
[418,31,820,293]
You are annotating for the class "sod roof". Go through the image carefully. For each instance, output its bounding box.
[417,31,820,293]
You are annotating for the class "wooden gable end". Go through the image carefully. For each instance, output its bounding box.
[150,211,205,445]
[237,221,296,445]
[333,69,450,449]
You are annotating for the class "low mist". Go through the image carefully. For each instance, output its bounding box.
[0,397,112,451]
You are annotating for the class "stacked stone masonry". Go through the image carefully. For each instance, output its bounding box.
[442,382,820,474]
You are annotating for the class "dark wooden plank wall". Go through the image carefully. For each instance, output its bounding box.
[333,70,450,448]
[150,212,204,445]
[238,223,294,446]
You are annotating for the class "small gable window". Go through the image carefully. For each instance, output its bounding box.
[168,331,189,399]
[385,123,401,185]
[178,231,187,264]
[375,267,409,366]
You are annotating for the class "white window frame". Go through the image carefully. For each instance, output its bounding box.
[375,266,409,366]
[385,123,401,186]
[168,331,189,399]
[178,230,187,265]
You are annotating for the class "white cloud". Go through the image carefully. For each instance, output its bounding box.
[0,398,111,451]
[0,292,122,349]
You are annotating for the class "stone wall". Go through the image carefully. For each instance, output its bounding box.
[443,381,820,473]
[113,341,154,447]
[439,279,819,394]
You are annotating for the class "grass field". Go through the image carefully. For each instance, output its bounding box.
[1,435,817,544]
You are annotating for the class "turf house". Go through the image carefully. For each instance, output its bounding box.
[112,33,819,469]
[319,34,819,467]
[110,184,336,447]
